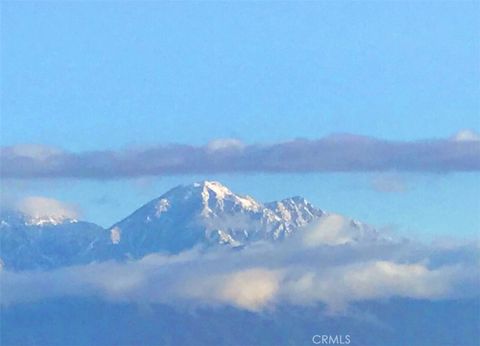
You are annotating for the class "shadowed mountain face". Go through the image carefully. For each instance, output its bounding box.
[0,210,108,270]
[1,181,343,270]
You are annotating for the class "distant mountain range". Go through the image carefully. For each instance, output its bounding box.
[0,181,378,271]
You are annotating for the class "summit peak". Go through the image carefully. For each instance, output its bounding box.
[193,180,228,189]
[196,180,232,198]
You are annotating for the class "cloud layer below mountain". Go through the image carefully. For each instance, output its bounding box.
[2,215,478,312]
[1,131,479,180]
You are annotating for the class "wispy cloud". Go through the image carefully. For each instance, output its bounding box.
[1,131,479,180]
[15,196,80,220]
[370,174,408,193]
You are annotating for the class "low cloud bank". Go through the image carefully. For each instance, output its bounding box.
[1,131,479,179]
[1,215,478,312]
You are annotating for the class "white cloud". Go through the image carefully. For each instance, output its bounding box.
[0,213,478,312]
[302,214,352,246]
[206,138,245,152]
[217,268,281,311]
[175,266,281,311]
[16,196,79,220]
[451,129,480,142]
[285,261,453,312]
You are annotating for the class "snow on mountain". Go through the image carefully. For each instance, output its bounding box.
[106,181,327,258]
[0,181,379,270]
[0,209,107,271]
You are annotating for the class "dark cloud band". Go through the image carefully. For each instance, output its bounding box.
[1,134,479,179]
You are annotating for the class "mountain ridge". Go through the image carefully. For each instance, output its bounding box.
[0,180,372,271]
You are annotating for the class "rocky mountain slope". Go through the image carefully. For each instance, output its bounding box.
[0,181,377,270]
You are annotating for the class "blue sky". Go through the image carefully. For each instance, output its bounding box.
[1,1,479,238]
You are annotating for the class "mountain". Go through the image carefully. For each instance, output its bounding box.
[0,210,107,271]
[0,181,375,270]
[3,297,479,346]
[107,181,326,258]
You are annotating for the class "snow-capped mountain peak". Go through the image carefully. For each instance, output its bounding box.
[160,180,261,216]
[198,180,261,212]
[105,181,327,257]
[196,180,231,198]
[1,181,382,271]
